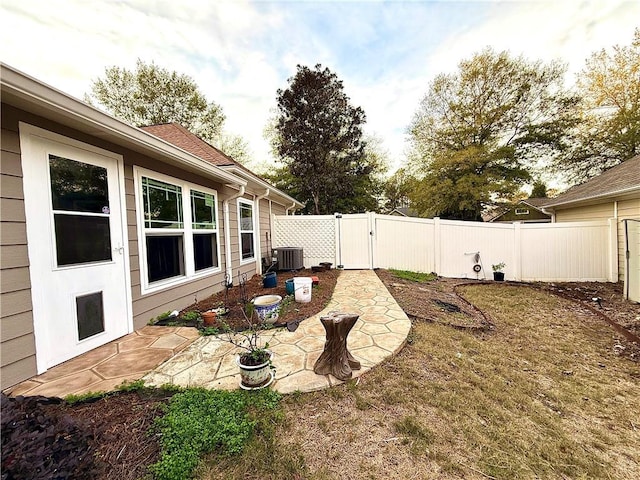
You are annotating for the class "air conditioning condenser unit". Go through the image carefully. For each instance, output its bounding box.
[273,247,304,270]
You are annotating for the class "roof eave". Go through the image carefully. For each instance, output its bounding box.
[220,165,304,209]
[0,63,246,187]
[543,186,640,210]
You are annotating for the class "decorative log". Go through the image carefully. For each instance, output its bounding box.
[314,311,361,381]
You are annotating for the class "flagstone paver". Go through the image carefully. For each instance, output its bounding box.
[6,270,411,398]
[143,270,411,393]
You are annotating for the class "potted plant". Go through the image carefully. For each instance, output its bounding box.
[492,262,506,281]
[224,303,276,390]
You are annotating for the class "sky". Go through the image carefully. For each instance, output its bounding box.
[1,0,638,175]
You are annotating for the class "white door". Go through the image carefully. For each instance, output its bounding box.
[338,213,373,269]
[21,126,130,373]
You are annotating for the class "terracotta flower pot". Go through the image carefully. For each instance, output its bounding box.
[202,310,217,327]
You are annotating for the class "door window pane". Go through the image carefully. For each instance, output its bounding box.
[193,233,218,271]
[191,190,216,230]
[146,235,184,283]
[142,177,183,228]
[54,215,112,266]
[50,155,109,213]
[76,292,105,341]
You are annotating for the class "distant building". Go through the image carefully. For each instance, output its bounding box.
[487,198,552,223]
[389,207,421,217]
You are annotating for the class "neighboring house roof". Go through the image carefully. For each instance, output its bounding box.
[390,207,420,217]
[140,123,302,208]
[487,198,552,223]
[543,155,640,209]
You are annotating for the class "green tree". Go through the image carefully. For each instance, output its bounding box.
[273,64,380,214]
[409,48,578,220]
[383,168,415,213]
[559,28,640,182]
[530,180,548,198]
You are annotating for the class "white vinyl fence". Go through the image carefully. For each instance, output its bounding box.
[272,213,618,282]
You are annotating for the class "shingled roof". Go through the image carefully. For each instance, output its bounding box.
[140,123,235,167]
[543,155,640,208]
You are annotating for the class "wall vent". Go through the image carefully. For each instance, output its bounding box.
[274,247,304,270]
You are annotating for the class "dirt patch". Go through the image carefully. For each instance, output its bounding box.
[156,268,339,331]
[375,270,493,331]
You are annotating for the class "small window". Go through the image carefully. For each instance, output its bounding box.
[515,208,529,215]
[238,200,255,261]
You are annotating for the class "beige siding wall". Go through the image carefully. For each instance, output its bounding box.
[1,110,37,389]
[554,202,615,222]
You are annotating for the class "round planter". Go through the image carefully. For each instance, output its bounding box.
[237,350,274,389]
[493,272,505,282]
[202,310,217,327]
[252,295,282,324]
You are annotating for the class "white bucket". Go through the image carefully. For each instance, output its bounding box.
[293,277,313,303]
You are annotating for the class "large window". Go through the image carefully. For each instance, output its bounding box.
[136,169,220,291]
[238,199,255,262]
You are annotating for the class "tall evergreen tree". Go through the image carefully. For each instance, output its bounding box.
[273,64,380,214]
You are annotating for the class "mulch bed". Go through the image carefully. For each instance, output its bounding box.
[154,268,339,331]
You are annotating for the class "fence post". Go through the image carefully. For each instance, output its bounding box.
[608,218,619,282]
[514,222,522,281]
[434,217,441,275]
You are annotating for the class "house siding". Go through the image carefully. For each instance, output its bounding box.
[0,103,289,389]
[0,109,37,390]
[618,199,640,282]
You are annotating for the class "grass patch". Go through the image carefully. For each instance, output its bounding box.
[151,388,280,480]
[389,268,437,283]
[199,284,640,480]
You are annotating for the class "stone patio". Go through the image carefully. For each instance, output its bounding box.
[143,269,411,394]
[6,270,411,397]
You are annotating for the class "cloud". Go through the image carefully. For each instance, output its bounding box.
[2,0,637,174]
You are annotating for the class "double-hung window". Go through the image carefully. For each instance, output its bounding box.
[136,168,220,292]
[191,189,219,271]
[238,199,255,262]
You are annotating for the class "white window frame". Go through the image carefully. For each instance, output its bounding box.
[515,208,530,215]
[134,167,221,295]
[237,198,256,264]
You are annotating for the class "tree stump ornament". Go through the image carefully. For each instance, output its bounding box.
[314,311,361,381]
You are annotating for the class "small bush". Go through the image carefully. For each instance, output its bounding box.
[150,388,281,480]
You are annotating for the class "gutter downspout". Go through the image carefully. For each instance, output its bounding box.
[255,189,270,274]
[223,185,245,285]
[285,202,297,215]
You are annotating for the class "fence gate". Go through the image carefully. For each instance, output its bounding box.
[624,219,640,302]
[337,213,373,269]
